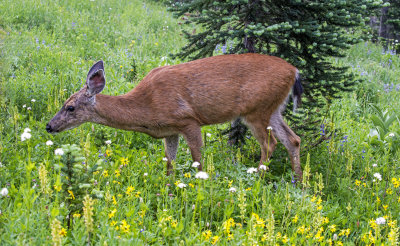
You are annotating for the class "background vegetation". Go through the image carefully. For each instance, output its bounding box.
[1,0,400,245]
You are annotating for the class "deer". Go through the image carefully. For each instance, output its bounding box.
[46,53,303,180]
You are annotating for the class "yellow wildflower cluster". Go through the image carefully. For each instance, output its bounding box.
[222,218,236,239]
[126,186,135,196]
[202,230,212,240]
[120,157,129,165]
[392,177,400,188]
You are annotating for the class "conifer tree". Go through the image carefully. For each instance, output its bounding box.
[169,0,382,145]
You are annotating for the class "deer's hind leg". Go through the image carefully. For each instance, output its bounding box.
[270,110,302,180]
[164,135,179,175]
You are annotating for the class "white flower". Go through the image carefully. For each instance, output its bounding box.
[31,99,36,102]
[373,173,382,181]
[0,162,3,168]
[55,148,64,156]
[177,183,187,188]
[23,104,26,108]
[376,217,386,225]
[1,188,9,197]
[105,140,111,145]
[192,161,201,168]
[162,157,168,162]
[195,171,209,180]
[389,133,395,137]
[144,173,148,176]
[247,167,258,174]
[46,140,53,146]
[24,128,31,133]
[27,107,31,110]
[21,131,32,141]
[372,163,377,167]
[206,133,212,137]
[229,187,237,193]
[259,165,267,170]
[267,126,273,130]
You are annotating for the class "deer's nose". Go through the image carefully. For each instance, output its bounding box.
[46,124,52,133]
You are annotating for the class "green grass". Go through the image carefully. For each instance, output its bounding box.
[1,0,400,245]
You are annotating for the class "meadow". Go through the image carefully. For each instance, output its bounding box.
[1,0,400,245]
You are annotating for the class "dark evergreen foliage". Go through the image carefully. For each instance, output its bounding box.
[169,0,382,145]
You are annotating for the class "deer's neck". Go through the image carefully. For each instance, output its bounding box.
[92,93,149,131]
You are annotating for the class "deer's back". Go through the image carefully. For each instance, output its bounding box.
[131,53,297,125]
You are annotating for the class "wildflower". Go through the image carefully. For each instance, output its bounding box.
[184,173,191,178]
[144,172,148,176]
[259,164,267,170]
[267,126,273,130]
[329,224,337,233]
[54,184,61,192]
[389,133,395,137]
[27,107,31,110]
[297,225,306,234]
[206,133,212,137]
[31,99,36,103]
[202,230,212,240]
[83,195,95,233]
[21,130,32,141]
[120,219,130,233]
[73,213,81,218]
[135,191,141,198]
[103,170,109,177]
[383,204,388,210]
[372,163,377,167]
[162,157,168,162]
[59,228,67,236]
[247,167,258,174]
[1,187,9,197]
[281,235,289,243]
[376,217,386,225]
[114,170,120,177]
[46,140,54,146]
[392,178,400,188]
[126,186,135,195]
[189,183,194,188]
[292,215,298,223]
[68,190,75,200]
[338,228,350,237]
[51,218,62,246]
[192,161,200,168]
[177,183,187,188]
[120,157,129,165]
[195,171,209,180]
[229,187,237,193]
[105,140,111,145]
[245,187,252,191]
[54,148,64,156]
[108,209,117,219]
[112,195,117,205]
[373,173,382,181]
[211,235,219,244]
[110,220,117,226]
[355,180,361,187]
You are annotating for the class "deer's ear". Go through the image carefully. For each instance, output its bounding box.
[86,60,105,96]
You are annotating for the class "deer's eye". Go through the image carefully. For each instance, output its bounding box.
[67,106,75,112]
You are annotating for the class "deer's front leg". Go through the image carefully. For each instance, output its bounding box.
[181,124,203,171]
[164,135,179,175]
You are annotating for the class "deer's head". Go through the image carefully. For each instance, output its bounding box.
[46,61,106,134]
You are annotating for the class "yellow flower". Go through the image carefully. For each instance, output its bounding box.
[120,157,129,165]
[103,170,109,177]
[316,197,322,205]
[135,191,141,198]
[189,183,194,188]
[54,184,61,192]
[282,235,289,243]
[376,196,381,203]
[292,215,298,223]
[68,190,75,200]
[59,227,67,237]
[154,42,159,46]
[120,219,130,233]
[202,230,212,240]
[355,180,361,186]
[126,186,135,195]
[317,205,323,210]
[112,195,117,205]
[184,173,191,178]
[387,188,393,195]
[211,235,219,244]
[171,220,178,228]
[383,204,388,210]
[73,213,81,218]
[311,195,317,203]
[245,187,251,191]
[339,228,350,237]
[297,225,306,234]
[109,209,117,219]
[336,241,343,246]
[323,217,329,224]
[328,224,336,233]
[105,149,112,157]
[228,180,233,187]
[110,220,117,226]
[392,177,400,188]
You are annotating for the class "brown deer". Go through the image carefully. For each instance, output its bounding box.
[46,53,303,179]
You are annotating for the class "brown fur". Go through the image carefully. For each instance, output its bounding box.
[47,53,303,179]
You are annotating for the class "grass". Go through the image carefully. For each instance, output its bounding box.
[1,0,400,245]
